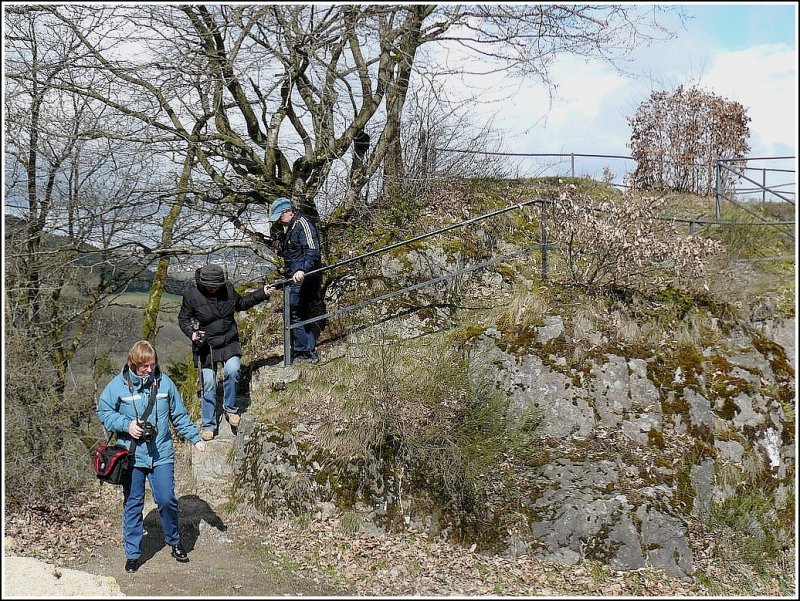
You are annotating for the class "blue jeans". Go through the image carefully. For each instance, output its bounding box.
[122,463,180,559]
[200,355,240,430]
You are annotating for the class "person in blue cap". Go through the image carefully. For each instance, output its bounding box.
[268,197,323,364]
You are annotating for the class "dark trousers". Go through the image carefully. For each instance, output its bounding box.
[289,273,322,353]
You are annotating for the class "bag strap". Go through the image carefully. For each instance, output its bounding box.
[141,380,158,422]
[118,365,160,458]
[123,364,159,422]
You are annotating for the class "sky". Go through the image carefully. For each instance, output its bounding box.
[2,2,795,192]
[452,2,798,184]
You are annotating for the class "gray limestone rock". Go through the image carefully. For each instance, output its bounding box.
[591,355,631,427]
[684,388,714,429]
[537,316,564,343]
[732,392,766,429]
[636,505,694,581]
[715,439,745,463]
[511,354,595,438]
[690,459,715,517]
[230,307,792,584]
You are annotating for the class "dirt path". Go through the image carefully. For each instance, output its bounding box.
[9,469,768,598]
[61,461,343,597]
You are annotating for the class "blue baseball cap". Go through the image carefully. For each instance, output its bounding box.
[268,197,293,222]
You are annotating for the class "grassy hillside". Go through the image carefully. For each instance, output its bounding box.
[69,292,190,377]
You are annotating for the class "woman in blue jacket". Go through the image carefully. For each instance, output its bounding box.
[97,340,207,574]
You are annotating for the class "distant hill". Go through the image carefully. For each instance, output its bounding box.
[3,214,272,294]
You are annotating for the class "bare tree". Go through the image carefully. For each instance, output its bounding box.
[6,3,682,364]
[3,6,177,496]
[5,7,155,387]
[39,4,679,220]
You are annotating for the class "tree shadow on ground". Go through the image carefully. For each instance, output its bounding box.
[139,494,227,566]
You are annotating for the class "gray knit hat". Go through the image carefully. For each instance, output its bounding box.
[197,264,225,287]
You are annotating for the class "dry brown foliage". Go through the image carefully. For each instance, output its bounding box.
[628,85,751,196]
[548,185,724,291]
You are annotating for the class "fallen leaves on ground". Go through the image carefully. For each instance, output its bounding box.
[227,515,709,597]
[5,485,792,597]
[4,486,121,564]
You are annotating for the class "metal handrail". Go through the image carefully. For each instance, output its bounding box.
[275,198,549,364]
[290,245,544,330]
[273,154,795,364]
[270,197,547,288]
[657,216,794,226]
[717,161,795,205]
[711,184,795,240]
[432,150,796,205]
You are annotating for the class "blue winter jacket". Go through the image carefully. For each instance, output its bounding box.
[96,365,201,469]
[280,212,321,277]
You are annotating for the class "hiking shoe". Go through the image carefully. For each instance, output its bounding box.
[200,430,214,441]
[125,558,139,573]
[226,412,241,427]
[293,351,319,364]
[171,544,189,563]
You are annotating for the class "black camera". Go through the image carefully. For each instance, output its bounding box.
[139,421,156,443]
[190,318,207,352]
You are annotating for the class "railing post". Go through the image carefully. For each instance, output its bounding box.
[570,153,575,178]
[283,284,292,366]
[762,168,766,203]
[715,160,722,221]
[541,200,548,280]
[690,220,696,235]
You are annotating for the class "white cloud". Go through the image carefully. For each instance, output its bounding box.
[546,57,629,125]
[701,44,797,156]
[428,8,796,182]
[470,41,796,167]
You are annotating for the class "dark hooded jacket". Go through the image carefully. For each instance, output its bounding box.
[178,268,269,367]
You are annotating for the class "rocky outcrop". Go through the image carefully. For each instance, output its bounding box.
[211,181,794,583]
[203,224,794,583]
[469,316,793,580]
[217,306,793,583]
[2,555,124,597]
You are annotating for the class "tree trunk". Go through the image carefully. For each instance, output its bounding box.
[142,150,195,341]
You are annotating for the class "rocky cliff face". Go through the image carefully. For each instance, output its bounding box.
[465,316,794,579]
[207,306,793,582]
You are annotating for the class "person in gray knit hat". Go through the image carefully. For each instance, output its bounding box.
[178,264,272,440]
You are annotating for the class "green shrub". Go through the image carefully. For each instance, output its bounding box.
[258,326,543,537]
[709,487,795,578]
